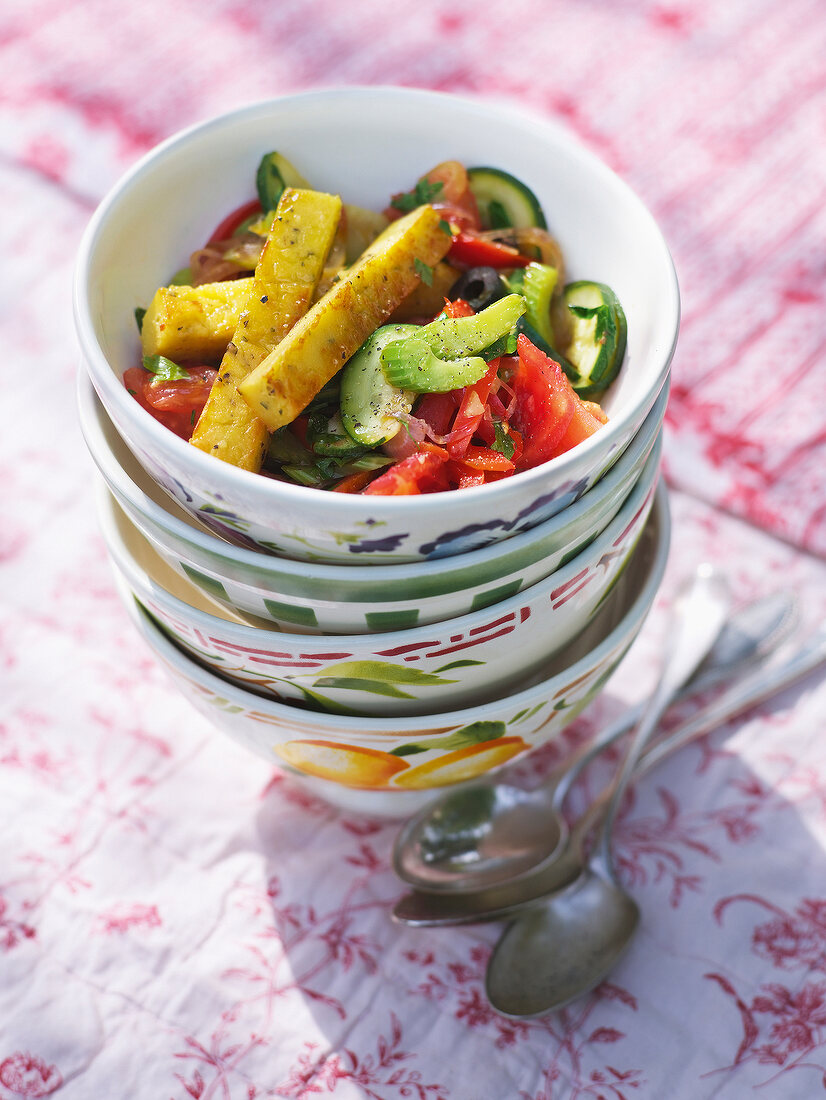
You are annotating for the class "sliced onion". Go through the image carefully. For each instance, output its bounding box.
[190,233,264,286]
[479,227,565,278]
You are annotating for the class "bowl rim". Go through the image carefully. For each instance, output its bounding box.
[74,86,680,517]
[78,367,668,583]
[119,485,670,732]
[98,441,663,650]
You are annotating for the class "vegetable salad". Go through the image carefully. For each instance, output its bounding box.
[126,155,626,496]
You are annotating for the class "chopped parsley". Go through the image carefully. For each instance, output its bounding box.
[492,421,516,460]
[391,177,444,213]
[142,354,189,381]
[414,258,434,286]
[134,307,146,333]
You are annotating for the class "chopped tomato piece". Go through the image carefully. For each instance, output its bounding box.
[363,447,449,496]
[385,161,481,231]
[415,392,460,437]
[581,399,609,425]
[510,335,576,469]
[448,231,530,270]
[207,199,263,244]
[124,364,218,440]
[548,400,605,458]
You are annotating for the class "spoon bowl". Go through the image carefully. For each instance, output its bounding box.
[400,784,569,888]
[393,590,796,894]
[485,870,640,1017]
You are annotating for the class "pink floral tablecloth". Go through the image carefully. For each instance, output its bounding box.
[3,1,826,1097]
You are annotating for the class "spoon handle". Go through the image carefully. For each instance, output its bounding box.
[571,622,826,853]
[551,589,797,808]
[392,629,826,928]
[638,621,826,776]
[591,565,730,878]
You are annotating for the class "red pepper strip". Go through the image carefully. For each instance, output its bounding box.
[290,415,311,450]
[475,404,496,447]
[363,446,449,496]
[460,445,515,472]
[509,428,524,468]
[447,463,486,489]
[446,360,500,459]
[448,231,531,269]
[332,469,376,493]
[486,391,509,419]
[208,199,263,244]
[441,297,475,318]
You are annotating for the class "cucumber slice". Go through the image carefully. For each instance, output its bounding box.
[562,281,627,395]
[340,324,419,446]
[256,152,311,212]
[467,167,547,230]
[308,410,368,459]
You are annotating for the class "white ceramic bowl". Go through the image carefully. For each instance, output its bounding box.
[79,372,667,633]
[98,464,664,716]
[75,87,678,564]
[115,492,669,816]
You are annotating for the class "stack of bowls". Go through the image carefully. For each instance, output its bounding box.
[74,89,679,816]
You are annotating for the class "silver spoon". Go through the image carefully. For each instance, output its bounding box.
[484,622,826,1017]
[393,566,732,927]
[393,588,795,895]
[392,623,826,928]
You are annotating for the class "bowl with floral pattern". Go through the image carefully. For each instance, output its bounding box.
[75,87,678,564]
[80,372,666,633]
[113,489,668,816]
[98,456,664,717]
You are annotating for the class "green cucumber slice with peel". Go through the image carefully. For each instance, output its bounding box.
[467,167,547,230]
[256,152,311,212]
[340,324,420,446]
[562,281,627,395]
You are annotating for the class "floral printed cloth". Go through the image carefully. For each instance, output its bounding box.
[2,1,826,1097]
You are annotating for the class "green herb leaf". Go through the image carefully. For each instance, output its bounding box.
[391,178,444,213]
[439,218,453,236]
[134,307,146,333]
[141,354,189,381]
[492,421,516,460]
[414,258,434,286]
